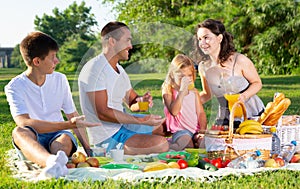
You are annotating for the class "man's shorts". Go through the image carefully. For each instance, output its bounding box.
[95,114,154,153]
[171,130,193,143]
[13,126,78,160]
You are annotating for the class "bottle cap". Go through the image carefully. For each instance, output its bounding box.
[291,140,297,146]
[255,150,261,156]
[270,127,276,133]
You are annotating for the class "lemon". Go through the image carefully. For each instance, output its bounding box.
[168,162,180,169]
[143,162,169,172]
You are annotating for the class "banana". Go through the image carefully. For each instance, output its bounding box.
[238,124,263,135]
[245,130,263,134]
[143,162,169,172]
[238,120,261,128]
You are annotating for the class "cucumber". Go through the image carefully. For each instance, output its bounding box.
[197,159,218,171]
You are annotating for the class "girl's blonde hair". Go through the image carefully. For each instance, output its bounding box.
[162,54,195,94]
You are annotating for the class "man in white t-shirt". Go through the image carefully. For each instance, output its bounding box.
[78,21,169,155]
[5,32,99,179]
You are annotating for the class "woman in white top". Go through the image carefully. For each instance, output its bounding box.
[196,19,265,127]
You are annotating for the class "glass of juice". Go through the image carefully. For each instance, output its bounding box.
[138,97,149,112]
[224,93,243,118]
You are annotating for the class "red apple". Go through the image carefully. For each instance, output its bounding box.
[290,154,300,163]
[76,162,91,168]
[86,157,100,167]
[66,162,76,169]
[274,157,285,167]
[71,151,86,164]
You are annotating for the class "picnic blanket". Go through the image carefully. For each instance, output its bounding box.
[6,149,300,183]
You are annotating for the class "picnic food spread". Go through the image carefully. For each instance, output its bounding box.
[7,91,297,182]
[63,92,300,174]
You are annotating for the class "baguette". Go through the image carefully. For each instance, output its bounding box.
[273,92,285,106]
[258,102,275,124]
[263,98,291,126]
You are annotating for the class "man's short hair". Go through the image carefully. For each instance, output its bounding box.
[20,31,59,66]
[101,21,129,41]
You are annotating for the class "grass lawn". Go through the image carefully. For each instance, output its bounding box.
[0,68,300,188]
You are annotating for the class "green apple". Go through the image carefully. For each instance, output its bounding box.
[264,159,279,168]
[76,162,91,168]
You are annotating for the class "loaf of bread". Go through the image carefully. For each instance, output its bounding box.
[257,102,274,124]
[273,92,285,106]
[263,98,291,126]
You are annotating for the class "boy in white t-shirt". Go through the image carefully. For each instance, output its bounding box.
[5,31,99,179]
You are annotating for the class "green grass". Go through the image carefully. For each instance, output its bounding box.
[1,68,300,188]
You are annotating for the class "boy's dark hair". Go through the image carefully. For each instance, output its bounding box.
[20,31,59,65]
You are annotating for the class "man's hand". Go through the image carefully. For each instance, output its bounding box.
[142,91,153,108]
[70,115,101,128]
[141,114,166,127]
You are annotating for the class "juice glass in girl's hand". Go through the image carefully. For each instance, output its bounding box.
[224,93,243,118]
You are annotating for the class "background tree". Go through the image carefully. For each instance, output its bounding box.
[34,1,97,46]
[33,1,98,72]
[57,34,98,72]
[104,0,300,75]
[10,45,25,69]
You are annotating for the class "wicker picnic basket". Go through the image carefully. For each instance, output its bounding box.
[205,101,272,160]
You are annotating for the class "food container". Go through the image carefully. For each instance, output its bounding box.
[205,101,272,160]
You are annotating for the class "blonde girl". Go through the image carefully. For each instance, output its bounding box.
[162,54,207,150]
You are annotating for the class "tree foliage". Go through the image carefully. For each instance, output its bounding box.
[57,34,98,72]
[9,1,99,71]
[10,2,98,70]
[105,0,300,75]
[34,1,98,46]
[10,45,25,69]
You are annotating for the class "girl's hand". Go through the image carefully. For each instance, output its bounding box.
[179,76,191,94]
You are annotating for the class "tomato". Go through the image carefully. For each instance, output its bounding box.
[210,158,222,168]
[222,159,231,168]
[177,159,188,169]
[203,157,210,163]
